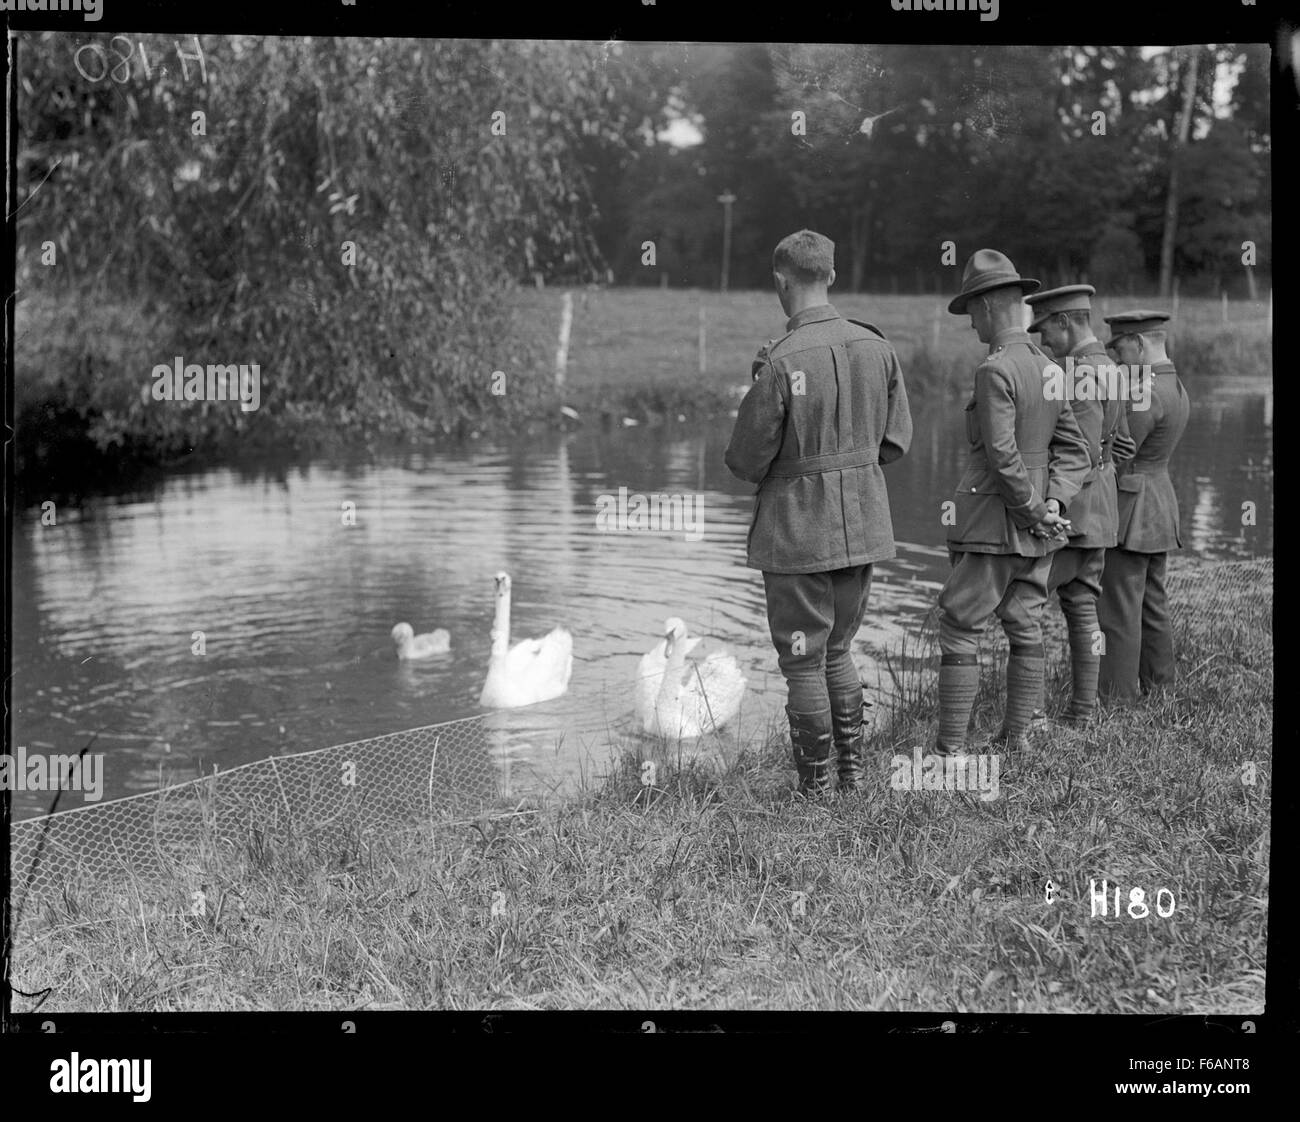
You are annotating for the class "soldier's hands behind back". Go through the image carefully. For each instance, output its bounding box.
[1033,513,1072,540]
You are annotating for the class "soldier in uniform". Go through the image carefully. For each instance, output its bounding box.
[1096,310,1191,703]
[726,229,913,796]
[936,251,1092,755]
[1024,284,1136,725]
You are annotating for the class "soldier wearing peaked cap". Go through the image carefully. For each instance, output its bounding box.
[726,229,913,796]
[1025,284,1137,726]
[935,251,1092,755]
[1096,310,1190,703]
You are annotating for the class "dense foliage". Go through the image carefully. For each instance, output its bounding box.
[16,34,651,462]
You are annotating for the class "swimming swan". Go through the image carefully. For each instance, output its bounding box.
[642,619,746,739]
[478,572,573,708]
[634,616,702,721]
[391,622,451,659]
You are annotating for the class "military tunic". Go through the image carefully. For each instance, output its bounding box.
[1047,339,1136,601]
[1097,361,1191,702]
[726,303,913,574]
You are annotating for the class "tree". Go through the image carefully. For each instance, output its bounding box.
[17,34,639,450]
[1157,45,1202,297]
[1176,119,1262,291]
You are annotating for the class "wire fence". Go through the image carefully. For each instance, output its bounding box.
[10,714,501,913]
[864,554,1272,721]
[8,555,1271,915]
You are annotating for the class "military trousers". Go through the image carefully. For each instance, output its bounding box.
[1049,544,1105,622]
[938,550,1052,657]
[1045,544,1107,720]
[1097,548,1174,703]
[763,565,873,715]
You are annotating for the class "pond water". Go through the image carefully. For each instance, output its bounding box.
[11,378,1272,817]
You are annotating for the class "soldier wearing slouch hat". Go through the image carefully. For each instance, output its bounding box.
[934,251,1092,755]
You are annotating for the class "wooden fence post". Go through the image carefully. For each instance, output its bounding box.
[698,301,707,376]
[555,291,573,389]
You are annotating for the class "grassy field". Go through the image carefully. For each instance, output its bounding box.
[511,286,1273,421]
[10,557,1270,1014]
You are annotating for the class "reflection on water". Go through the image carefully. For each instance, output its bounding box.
[12,380,1271,816]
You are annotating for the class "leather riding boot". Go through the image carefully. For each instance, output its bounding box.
[830,689,871,792]
[787,706,834,797]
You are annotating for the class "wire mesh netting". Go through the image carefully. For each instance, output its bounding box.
[8,556,1271,913]
[986,553,1272,649]
[10,714,501,910]
[870,555,1273,706]
[1165,554,1272,638]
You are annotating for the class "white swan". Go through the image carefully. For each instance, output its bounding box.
[391,622,451,659]
[642,619,747,739]
[478,572,573,708]
[634,616,702,722]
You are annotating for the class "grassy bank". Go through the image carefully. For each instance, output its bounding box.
[514,286,1273,422]
[15,286,1271,485]
[10,558,1270,1013]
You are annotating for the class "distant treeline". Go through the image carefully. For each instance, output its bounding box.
[586,44,1270,298]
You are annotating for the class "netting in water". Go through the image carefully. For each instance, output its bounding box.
[10,714,499,909]
[873,556,1272,699]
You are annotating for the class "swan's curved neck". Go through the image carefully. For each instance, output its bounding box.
[490,586,511,657]
[659,637,687,696]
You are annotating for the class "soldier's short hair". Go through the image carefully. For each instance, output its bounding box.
[773,230,834,284]
[1065,310,1092,328]
[1116,328,1168,348]
[980,284,1024,311]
